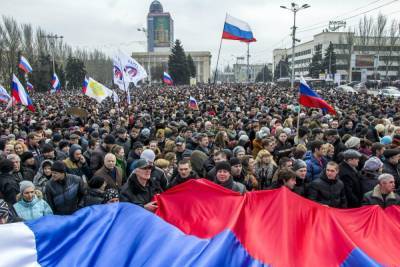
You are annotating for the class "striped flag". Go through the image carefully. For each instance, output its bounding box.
[18,56,33,73]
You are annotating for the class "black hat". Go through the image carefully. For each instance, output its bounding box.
[215,161,231,173]
[103,134,115,145]
[182,149,193,158]
[0,159,14,173]
[229,157,241,167]
[343,149,362,160]
[132,141,144,150]
[383,149,400,159]
[116,128,127,134]
[42,160,53,169]
[51,161,66,173]
[52,133,62,142]
[88,176,105,189]
[20,151,34,163]
[292,159,307,171]
[41,144,54,154]
[324,129,338,136]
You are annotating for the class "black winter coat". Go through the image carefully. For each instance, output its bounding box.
[383,160,400,189]
[120,174,163,207]
[151,166,169,190]
[83,188,105,207]
[360,170,379,195]
[169,171,199,188]
[339,162,363,208]
[362,185,400,208]
[0,172,19,204]
[45,174,86,215]
[307,174,347,208]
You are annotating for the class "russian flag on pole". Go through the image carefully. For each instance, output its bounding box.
[82,77,88,94]
[0,84,11,103]
[18,56,33,73]
[11,74,35,112]
[222,14,256,43]
[299,77,336,114]
[51,73,61,93]
[1,180,400,266]
[26,81,34,91]
[163,72,173,85]
[189,96,199,110]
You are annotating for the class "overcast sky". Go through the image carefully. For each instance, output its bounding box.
[2,0,400,68]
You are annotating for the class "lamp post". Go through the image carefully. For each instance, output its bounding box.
[137,27,152,85]
[40,34,64,74]
[280,3,310,89]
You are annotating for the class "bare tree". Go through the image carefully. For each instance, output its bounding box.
[357,15,374,54]
[0,16,22,83]
[383,19,400,79]
[21,24,34,60]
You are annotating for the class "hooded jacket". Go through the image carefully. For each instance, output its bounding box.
[63,144,92,179]
[13,194,53,221]
[33,159,53,194]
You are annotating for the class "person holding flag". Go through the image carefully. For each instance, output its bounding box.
[84,77,113,103]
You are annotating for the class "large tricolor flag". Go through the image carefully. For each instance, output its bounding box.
[1,179,400,266]
[11,74,35,112]
[188,96,199,110]
[163,72,173,85]
[0,84,11,103]
[18,56,33,73]
[84,77,113,103]
[299,77,336,114]
[50,73,61,93]
[222,14,256,42]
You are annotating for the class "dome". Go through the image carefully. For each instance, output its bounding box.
[149,0,163,13]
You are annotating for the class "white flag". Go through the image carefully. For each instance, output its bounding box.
[112,58,128,92]
[85,77,113,103]
[114,51,147,87]
[112,91,120,103]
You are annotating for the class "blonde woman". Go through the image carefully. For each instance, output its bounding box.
[14,141,28,157]
[255,149,278,189]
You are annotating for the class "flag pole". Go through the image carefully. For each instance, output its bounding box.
[213,13,227,84]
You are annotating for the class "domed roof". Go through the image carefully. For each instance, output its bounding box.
[149,0,163,13]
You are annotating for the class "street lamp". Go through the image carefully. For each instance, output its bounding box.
[137,27,152,85]
[40,34,63,74]
[280,2,310,89]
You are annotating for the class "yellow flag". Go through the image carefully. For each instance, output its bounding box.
[85,78,113,103]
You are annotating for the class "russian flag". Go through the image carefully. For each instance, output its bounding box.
[299,77,336,114]
[222,14,256,43]
[82,76,88,94]
[189,96,199,110]
[163,72,173,85]
[18,56,33,73]
[26,81,34,91]
[51,73,61,93]
[1,180,400,266]
[11,74,35,112]
[0,84,11,103]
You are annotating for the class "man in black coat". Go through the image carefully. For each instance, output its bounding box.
[169,159,198,188]
[7,154,35,182]
[382,149,400,189]
[45,161,86,215]
[362,173,400,208]
[0,159,19,205]
[120,159,163,212]
[338,149,363,208]
[307,162,347,208]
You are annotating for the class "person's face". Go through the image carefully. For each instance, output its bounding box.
[266,141,276,152]
[345,121,353,129]
[326,135,336,144]
[214,154,227,163]
[377,147,385,156]
[347,158,360,168]
[222,132,229,141]
[326,166,338,180]
[381,178,395,193]
[117,149,125,159]
[327,147,335,157]
[22,186,35,202]
[390,154,400,164]
[216,169,230,183]
[136,166,152,180]
[284,161,292,168]
[176,143,186,152]
[134,147,143,156]
[51,171,65,181]
[295,167,307,179]
[73,149,82,161]
[107,198,119,203]
[43,166,52,177]
[236,151,245,160]
[184,130,192,139]
[178,163,192,178]
[11,158,20,172]
[4,145,14,155]
[149,142,158,151]
[200,137,209,147]
[14,144,23,155]
[315,133,324,140]
[248,158,255,172]
[118,132,127,140]
[43,151,55,159]
[104,156,116,169]
[284,177,296,189]
[262,156,271,164]
[231,164,242,176]
[315,147,324,157]
[330,121,339,129]
[62,146,70,153]
[131,130,139,139]
[278,133,287,143]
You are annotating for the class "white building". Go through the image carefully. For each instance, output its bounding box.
[273,31,400,81]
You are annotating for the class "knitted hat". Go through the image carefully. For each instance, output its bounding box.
[232,146,245,156]
[345,137,361,149]
[363,157,383,171]
[215,161,231,173]
[380,136,392,145]
[20,151,34,163]
[292,159,307,171]
[51,161,66,173]
[0,199,9,218]
[132,141,144,150]
[19,180,35,194]
[141,149,156,163]
[104,188,119,202]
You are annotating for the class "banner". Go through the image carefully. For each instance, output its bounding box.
[113,51,147,88]
[85,77,113,103]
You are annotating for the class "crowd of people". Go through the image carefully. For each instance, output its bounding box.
[1,83,400,224]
